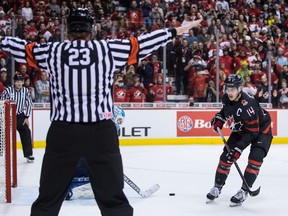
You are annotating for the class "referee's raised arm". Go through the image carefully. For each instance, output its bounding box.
[0,37,50,71]
[108,18,203,69]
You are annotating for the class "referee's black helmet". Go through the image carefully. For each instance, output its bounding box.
[67,8,94,33]
[13,74,24,81]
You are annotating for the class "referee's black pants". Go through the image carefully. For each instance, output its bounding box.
[17,113,33,157]
[30,120,133,216]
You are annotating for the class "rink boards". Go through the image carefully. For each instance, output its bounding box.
[19,105,288,148]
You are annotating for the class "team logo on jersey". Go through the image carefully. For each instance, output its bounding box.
[134,91,142,98]
[177,116,193,132]
[241,99,248,106]
[131,12,138,18]
[226,115,243,132]
[116,91,125,98]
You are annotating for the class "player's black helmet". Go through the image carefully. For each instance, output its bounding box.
[67,8,94,33]
[224,74,243,88]
[13,74,24,81]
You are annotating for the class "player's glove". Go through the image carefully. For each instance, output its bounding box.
[211,114,225,132]
[227,147,242,163]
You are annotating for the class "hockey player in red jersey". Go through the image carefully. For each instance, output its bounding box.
[207,74,273,206]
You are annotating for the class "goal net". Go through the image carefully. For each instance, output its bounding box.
[0,100,17,203]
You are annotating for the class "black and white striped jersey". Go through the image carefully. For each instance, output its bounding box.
[1,86,33,117]
[1,28,176,123]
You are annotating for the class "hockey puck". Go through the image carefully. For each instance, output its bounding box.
[169,193,175,196]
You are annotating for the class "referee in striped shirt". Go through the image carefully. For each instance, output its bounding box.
[0,8,202,216]
[1,74,34,162]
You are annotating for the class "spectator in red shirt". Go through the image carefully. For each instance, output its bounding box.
[151,74,173,102]
[248,2,261,17]
[113,73,130,102]
[151,54,162,83]
[25,20,38,40]
[247,14,262,32]
[128,74,147,102]
[220,48,233,72]
[251,62,264,86]
[126,1,143,32]
[0,49,8,60]
[191,70,210,102]
[0,67,10,87]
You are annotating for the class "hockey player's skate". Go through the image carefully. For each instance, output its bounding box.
[206,186,222,203]
[230,188,248,207]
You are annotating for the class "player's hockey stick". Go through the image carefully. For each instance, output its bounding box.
[123,174,160,198]
[217,128,261,197]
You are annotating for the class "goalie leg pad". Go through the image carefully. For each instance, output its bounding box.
[70,177,90,189]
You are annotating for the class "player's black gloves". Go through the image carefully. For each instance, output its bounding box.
[211,114,225,132]
[227,147,242,163]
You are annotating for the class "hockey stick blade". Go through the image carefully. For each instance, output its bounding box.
[249,186,261,197]
[139,184,160,198]
[124,174,160,198]
[217,128,261,197]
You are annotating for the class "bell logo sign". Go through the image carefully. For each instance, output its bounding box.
[176,111,278,137]
[177,116,193,132]
[177,111,229,137]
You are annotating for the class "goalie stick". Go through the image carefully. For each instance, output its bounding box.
[113,106,160,198]
[217,127,261,197]
[123,174,160,198]
[66,175,160,200]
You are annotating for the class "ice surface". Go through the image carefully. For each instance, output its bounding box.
[1,144,287,216]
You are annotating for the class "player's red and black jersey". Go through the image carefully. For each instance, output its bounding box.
[217,92,271,147]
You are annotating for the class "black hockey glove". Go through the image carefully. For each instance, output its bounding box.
[227,147,242,163]
[211,114,225,132]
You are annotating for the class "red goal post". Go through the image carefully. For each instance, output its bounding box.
[0,100,17,203]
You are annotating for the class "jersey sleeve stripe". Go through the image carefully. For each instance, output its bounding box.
[127,37,139,65]
[245,127,259,132]
[262,125,271,134]
[245,119,259,125]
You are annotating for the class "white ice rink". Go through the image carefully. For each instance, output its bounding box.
[1,144,288,216]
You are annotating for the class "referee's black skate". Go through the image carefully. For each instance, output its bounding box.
[206,186,222,203]
[26,156,35,163]
[230,188,248,207]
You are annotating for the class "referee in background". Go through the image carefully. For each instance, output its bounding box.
[1,74,34,162]
[0,8,202,216]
